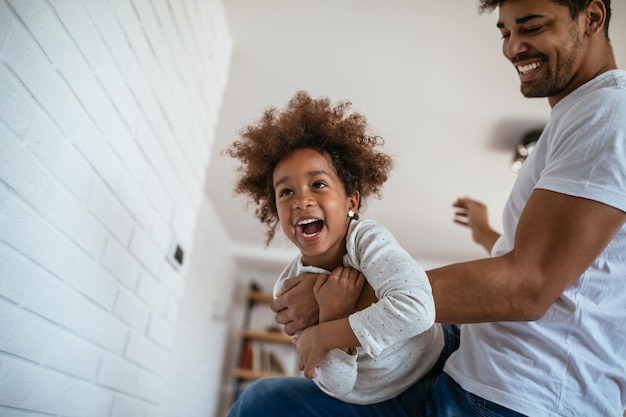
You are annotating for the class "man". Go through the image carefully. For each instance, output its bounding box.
[229,1,626,415]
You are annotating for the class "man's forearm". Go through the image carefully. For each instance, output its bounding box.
[428,258,509,324]
[353,282,376,313]
[428,254,551,324]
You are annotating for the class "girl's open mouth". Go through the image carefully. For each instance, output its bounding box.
[298,218,324,238]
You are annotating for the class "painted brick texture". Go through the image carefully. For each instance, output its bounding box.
[0,0,235,416]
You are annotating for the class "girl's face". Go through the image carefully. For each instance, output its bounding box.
[273,148,359,271]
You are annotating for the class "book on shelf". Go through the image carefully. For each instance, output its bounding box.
[240,341,286,374]
[240,340,252,370]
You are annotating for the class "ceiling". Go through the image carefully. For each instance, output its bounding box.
[207,1,626,273]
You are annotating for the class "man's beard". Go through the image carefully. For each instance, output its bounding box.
[521,30,582,98]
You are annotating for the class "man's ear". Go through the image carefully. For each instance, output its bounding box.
[585,0,606,36]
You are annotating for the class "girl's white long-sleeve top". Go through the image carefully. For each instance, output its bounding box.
[274,218,444,404]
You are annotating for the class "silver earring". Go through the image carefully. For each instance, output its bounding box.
[348,210,354,218]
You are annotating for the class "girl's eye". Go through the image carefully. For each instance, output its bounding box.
[312,182,326,189]
[278,189,293,197]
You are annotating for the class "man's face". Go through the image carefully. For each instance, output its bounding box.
[497,0,587,104]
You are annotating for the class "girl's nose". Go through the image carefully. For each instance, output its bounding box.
[294,191,315,209]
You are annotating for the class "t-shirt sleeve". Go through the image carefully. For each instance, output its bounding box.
[536,87,626,213]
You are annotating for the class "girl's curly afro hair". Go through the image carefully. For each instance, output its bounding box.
[226,90,393,244]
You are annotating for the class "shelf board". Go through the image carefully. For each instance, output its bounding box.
[245,290,273,304]
[240,328,293,344]
[232,368,288,380]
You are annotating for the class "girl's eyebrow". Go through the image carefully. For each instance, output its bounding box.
[273,169,329,188]
[497,14,544,29]
[274,176,289,188]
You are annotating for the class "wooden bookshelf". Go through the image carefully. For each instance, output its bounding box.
[239,328,293,344]
[231,368,287,380]
[244,290,273,304]
[231,284,297,401]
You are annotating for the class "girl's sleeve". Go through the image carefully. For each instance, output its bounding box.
[313,349,358,398]
[346,219,435,357]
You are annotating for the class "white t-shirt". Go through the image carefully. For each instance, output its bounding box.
[445,70,626,416]
[275,219,444,404]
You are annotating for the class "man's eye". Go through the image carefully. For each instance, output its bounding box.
[523,25,542,34]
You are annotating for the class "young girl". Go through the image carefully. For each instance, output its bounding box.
[226,91,444,405]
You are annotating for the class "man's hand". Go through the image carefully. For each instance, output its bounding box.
[314,267,365,323]
[270,268,376,336]
[270,273,319,335]
[453,196,501,253]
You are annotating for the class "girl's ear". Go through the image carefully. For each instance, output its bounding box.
[349,191,360,214]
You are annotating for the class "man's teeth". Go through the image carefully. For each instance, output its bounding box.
[518,62,542,74]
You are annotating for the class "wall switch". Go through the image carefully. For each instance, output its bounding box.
[168,239,185,270]
[173,244,184,265]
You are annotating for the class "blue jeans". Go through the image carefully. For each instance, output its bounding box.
[227,325,524,417]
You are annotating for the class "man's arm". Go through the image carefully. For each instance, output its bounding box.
[430,189,626,323]
[272,189,625,330]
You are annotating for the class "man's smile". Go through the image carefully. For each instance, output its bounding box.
[517,60,544,75]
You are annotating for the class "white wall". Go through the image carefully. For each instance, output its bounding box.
[0,0,234,416]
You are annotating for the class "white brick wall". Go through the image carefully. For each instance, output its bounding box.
[0,0,235,416]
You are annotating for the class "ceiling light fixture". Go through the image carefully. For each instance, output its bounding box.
[511,129,543,173]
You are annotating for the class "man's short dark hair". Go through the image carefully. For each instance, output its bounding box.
[477,0,611,36]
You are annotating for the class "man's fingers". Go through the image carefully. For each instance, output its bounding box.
[313,273,329,293]
[346,267,362,283]
[274,308,289,325]
[275,311,303,335]
[269,297,285,313]
[354,271,365,287]
[284,322,300,336]
[271,275,308,312]
[275,276,302,297]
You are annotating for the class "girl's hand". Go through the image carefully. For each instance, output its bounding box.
[314,267,365,323]
[294,325,328,378]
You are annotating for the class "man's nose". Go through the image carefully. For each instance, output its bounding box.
[503,33,529,61]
